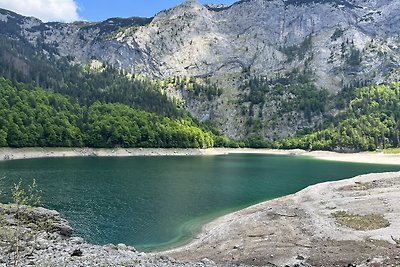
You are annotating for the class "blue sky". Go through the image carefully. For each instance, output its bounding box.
[77,0,237,21]
[0,0,237,22]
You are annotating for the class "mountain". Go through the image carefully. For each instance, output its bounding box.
[2,0,400,88]
[1,0,400,148]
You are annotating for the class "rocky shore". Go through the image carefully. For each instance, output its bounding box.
[1,147,400,165]
[0,147,219,161]
[164,172,400,267]
[0,204,246,267]
[1,172,400,266]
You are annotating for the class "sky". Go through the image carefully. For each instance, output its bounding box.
[0,0,237,22]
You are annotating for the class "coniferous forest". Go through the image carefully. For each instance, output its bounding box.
[276,83,400,151]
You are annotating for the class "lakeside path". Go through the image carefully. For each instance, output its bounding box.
[1,147,400,165]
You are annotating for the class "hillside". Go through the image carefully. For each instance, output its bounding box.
[1,0,400,149]
[0,78,216,148]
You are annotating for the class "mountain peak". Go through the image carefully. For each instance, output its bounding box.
[1,0,400,89]
[1,0,400,141]
[176,0,205,10]
[152,0,208,23]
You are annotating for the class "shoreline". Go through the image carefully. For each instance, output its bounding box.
[1,147,400,266]
[2,172,399,267]
[0,147,399,165]
[163,171,400,266]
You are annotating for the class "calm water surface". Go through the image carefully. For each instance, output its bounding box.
[0,154,399,251]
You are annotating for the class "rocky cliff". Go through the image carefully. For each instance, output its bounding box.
[1,0,400,140]
[3,0,400,89]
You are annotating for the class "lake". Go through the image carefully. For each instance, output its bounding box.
[0,153,399,251]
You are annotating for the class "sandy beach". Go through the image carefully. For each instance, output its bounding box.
[225,148,400,165]
[0,147,400,165]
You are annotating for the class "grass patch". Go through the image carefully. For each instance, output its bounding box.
[333,211,390,231]
[380,148,400,154]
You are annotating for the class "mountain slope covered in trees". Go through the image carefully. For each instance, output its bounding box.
[2,0,400,140]
[1,0,400,151]
[277,83,400,151]
[0,36,183,118]
[0,78,217,148]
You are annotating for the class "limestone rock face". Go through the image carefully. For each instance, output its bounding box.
[2,0,400,90]
[1,0,400,139]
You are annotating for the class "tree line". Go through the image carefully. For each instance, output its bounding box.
[0,78,215,148]
[0,37,183,118]
[276,83,400,151]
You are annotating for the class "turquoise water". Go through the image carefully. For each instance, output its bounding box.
[0,154,399,251]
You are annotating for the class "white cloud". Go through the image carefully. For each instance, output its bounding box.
[0,0,80,22]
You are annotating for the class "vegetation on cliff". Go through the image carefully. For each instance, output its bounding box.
[277,83,400,151]
[0,37,182,118]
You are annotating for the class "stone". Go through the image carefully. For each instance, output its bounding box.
[103,244,118,250]
[70,237,84,244]
[117,243,128,250]
[35,238,49,250]
[55,221,74,237]
[201,258,215,265]
[71,248,83,257]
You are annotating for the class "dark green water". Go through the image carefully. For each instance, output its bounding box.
[0,154,399,251]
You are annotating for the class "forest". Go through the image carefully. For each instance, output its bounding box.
[0,78,215,148]
[240,70,330,122]
[0,37,182,118]
[277,83,400,151]
[0,35,236,149]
